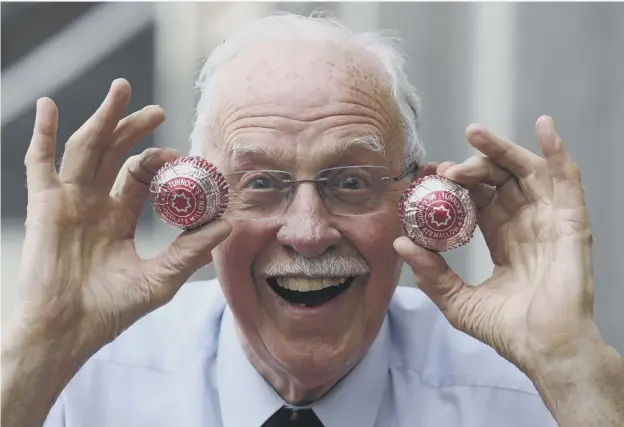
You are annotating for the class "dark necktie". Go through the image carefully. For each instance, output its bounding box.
[261,406,324,427]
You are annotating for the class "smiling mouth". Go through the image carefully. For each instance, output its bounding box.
[267,276,356,308]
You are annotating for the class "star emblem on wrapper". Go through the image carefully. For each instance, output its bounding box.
[428,204,452,228]
[170,191,192,214]
[150,156,229,231]
[398,175,478,252]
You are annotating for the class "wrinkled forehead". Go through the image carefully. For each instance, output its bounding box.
[226,133,388,171]
[218,36,390,100]
[206,37,403,170]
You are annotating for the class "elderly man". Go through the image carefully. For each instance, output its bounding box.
[2,13,623,427]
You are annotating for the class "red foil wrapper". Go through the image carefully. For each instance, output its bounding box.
[149,156,228,230]
[398,175,477,252]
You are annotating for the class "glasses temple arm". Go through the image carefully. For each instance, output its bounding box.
[390,163,421,182]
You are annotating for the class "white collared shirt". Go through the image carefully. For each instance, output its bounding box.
[44,279,557,427]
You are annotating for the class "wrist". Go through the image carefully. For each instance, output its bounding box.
[525,334,624,427]
[1,314,92,427]
[3,302,96,369]
[523,318,602,372]
[3,322,82,382]
[527,328,618,391]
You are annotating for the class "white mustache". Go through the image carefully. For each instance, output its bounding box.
[260,252,370,278]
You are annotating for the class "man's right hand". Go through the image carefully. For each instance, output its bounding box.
[2,79,231,426]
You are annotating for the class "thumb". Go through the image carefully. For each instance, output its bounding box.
[393,236,473,323]
[143,219,232,302]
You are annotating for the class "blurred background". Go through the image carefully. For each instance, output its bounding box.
[2,2,623,354]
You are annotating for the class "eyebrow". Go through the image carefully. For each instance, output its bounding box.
[226,142,286,167]
[339,133,385,155]
[227,133,385,165]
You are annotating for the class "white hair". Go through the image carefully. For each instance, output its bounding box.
[189,11,425,169]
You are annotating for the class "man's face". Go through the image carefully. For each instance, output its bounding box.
[207,37,407,390]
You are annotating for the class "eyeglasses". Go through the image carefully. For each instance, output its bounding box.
[222,164,418,221]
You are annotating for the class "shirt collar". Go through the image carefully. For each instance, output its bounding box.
[217,306,390,427]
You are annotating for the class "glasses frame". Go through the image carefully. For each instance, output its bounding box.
[279,161,420,187]
[222,162,421,220]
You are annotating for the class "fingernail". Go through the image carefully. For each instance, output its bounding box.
[142,105,160,111]
[34,99,43,127]
[102,81,117,103]
[34,97,50,119]
[547,116,555,130]
[162,147,180,155]
[537,115,553,131]
[466,123,487,138]
[105,78,128,100]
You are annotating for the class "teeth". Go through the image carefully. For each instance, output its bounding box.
[275,277,350,292]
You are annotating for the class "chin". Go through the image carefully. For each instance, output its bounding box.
[272,341,362,390]
[260,319,370,388]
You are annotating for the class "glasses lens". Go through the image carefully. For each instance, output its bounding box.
[317,166,397,216]
[223,170,292,220]
[222,166,401,221]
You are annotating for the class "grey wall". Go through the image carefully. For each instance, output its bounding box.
[2,2,622,354]
[378,2,624,352]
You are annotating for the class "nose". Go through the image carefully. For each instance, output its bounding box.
[276,183,341,258]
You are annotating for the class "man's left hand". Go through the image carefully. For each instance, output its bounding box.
[394,116,624,426]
